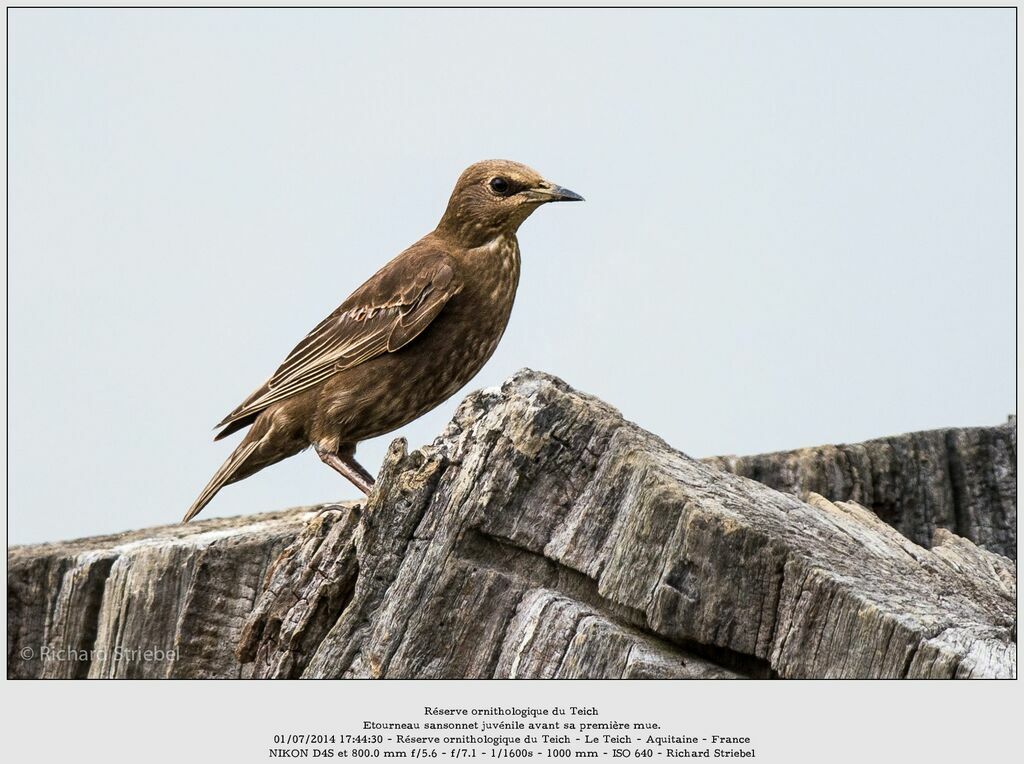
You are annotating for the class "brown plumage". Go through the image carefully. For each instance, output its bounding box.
[184,159,583,522]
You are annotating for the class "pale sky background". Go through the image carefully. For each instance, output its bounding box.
[8,9,1014,544]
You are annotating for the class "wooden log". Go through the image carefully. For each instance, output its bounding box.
[704,417,1017,559]
[7,508,325,678]
[7,371,1015,679]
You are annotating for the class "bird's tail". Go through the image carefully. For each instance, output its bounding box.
[183,438,261,523]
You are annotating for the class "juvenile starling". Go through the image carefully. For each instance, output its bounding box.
[184,159,582,522]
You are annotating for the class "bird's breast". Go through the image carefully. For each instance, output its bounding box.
[418,235,521,388]
[452,236,521,342]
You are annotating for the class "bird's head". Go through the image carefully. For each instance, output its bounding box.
[436,159,583,247]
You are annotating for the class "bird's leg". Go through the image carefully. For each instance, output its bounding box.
[315,444,375,495]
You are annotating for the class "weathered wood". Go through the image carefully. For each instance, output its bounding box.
[704,417,1017,559]
[7,371,1016,679]
[7,508,330,678]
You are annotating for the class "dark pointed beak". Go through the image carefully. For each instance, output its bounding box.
[526,182,585,203]
[549,185,584,202]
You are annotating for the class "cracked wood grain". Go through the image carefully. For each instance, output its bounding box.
[7,371,1016,679]
[703,417,1016,559]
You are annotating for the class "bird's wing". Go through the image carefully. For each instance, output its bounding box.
[216,250,459,431]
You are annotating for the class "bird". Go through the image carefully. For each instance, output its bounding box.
[184,159,583,522]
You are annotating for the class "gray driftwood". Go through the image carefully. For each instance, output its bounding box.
[704,417,1016,559]
[7,371,1016,679]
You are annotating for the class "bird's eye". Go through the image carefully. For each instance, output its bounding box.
[489,177,510,195]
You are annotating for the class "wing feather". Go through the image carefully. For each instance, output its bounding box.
[216,251,458,432]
